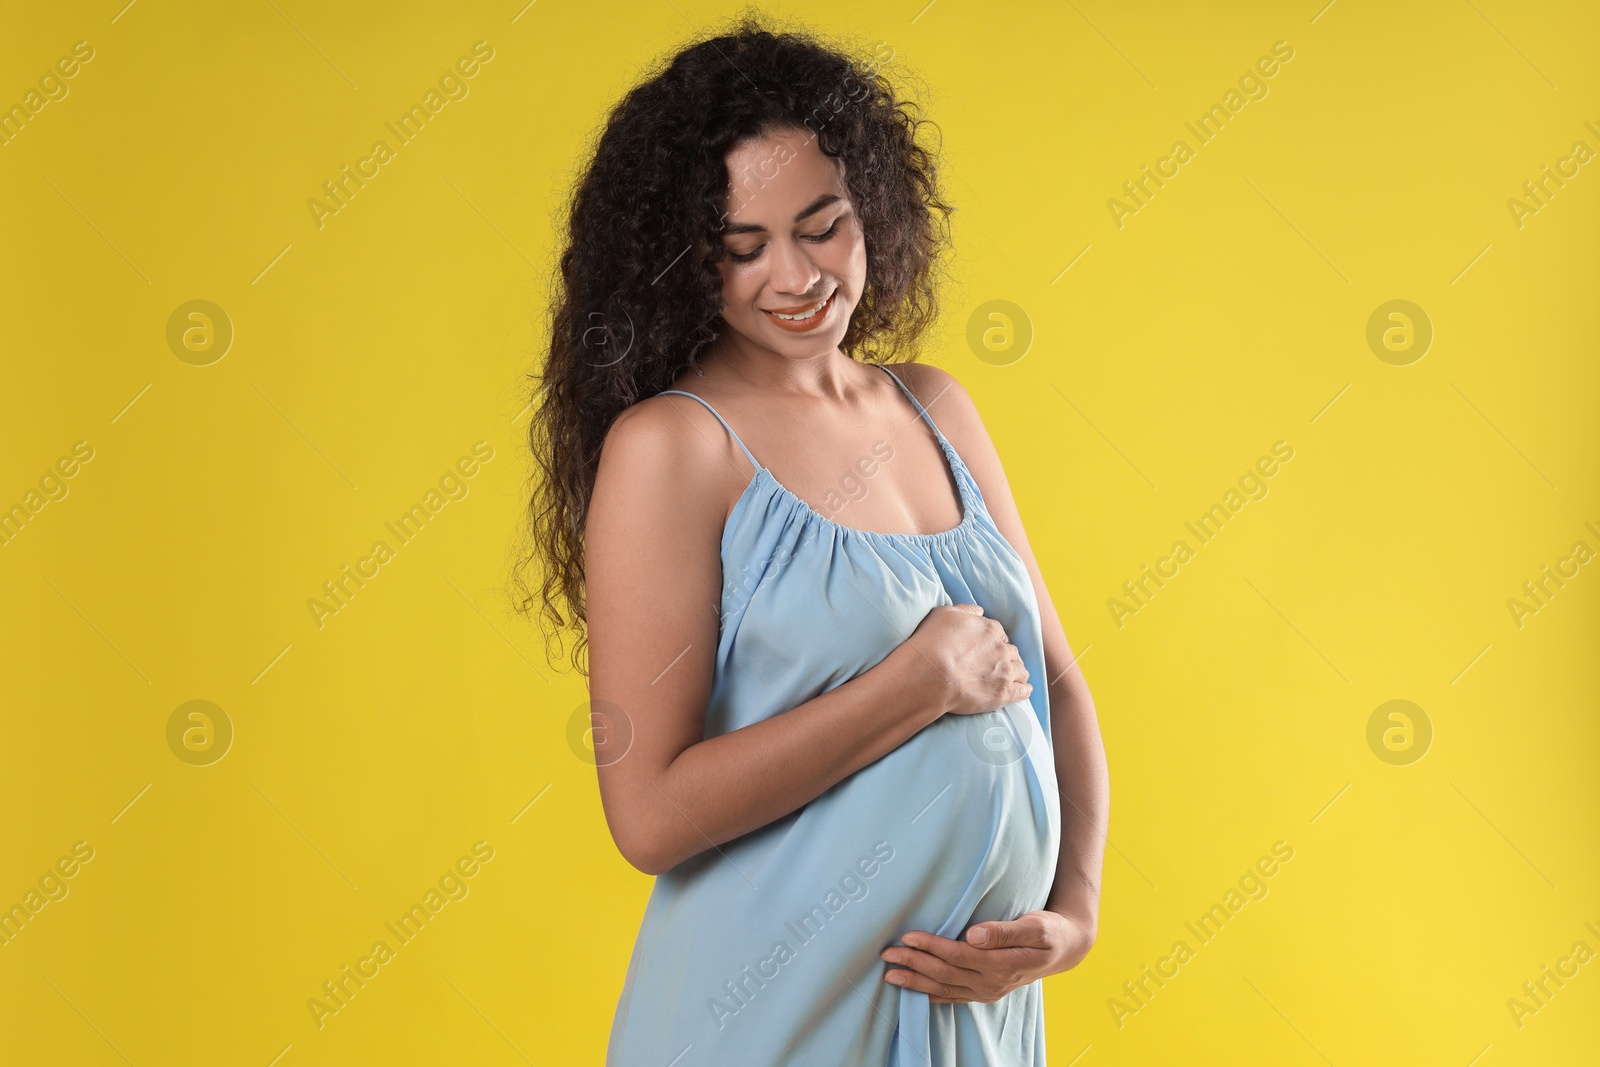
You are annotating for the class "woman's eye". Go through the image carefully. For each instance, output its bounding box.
[803,218,841,244]
[726,218,842,264]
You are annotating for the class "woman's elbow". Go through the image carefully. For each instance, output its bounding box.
[608,813,674,876]
[619,841,669,876]
[598,767,697,875]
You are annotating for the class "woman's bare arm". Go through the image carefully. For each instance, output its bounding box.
[583,395,951,876]
[897,363,1110,942]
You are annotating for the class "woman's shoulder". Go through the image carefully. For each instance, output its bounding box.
[600,389,713,486]
[883,359,967,402]
[604,385,733,465]
[880,360,982,439]
[591,387,746,538]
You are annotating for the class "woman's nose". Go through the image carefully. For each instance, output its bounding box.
[768,241,822,298]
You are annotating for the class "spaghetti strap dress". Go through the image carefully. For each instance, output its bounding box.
[606,361,1062,1066]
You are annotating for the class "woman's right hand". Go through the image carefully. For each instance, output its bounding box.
[896,602,1032,718]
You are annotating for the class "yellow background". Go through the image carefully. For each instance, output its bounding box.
[2,1,1596,1064]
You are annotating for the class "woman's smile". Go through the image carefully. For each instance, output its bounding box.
[763,289,838,332]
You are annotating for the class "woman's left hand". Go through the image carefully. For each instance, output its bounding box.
[880,909,1095,1004]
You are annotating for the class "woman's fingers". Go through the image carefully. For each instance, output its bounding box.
[883,966,979,1004]
[881,944,983,987]
[888,967,974,1002]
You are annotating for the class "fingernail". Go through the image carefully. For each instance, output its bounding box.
[885,971,904,983]
[969,927,988,945]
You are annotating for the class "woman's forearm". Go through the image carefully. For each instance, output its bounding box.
[1044,661,1109,932]
[622,646,946,875]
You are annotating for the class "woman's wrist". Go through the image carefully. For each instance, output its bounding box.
[881,641,952,728]
[1044,896,1099,940]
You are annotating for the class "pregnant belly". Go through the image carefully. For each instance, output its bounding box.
[607,700,1060,1064]
[795,700,1061,933]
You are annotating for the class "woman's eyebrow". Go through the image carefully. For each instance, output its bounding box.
[720,193,843,236]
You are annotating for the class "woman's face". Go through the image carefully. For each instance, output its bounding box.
[713,126,867,359]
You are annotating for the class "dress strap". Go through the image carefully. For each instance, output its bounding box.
[873,362,949,443]
[656,389,762,472]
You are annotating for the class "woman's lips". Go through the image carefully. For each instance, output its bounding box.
[763,290,837,333]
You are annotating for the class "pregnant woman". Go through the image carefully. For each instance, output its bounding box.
[516,18,1108,1065]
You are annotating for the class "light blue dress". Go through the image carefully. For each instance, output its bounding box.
[607,362,1062,1065]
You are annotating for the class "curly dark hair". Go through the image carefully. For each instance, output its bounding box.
[509,10,956,676]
